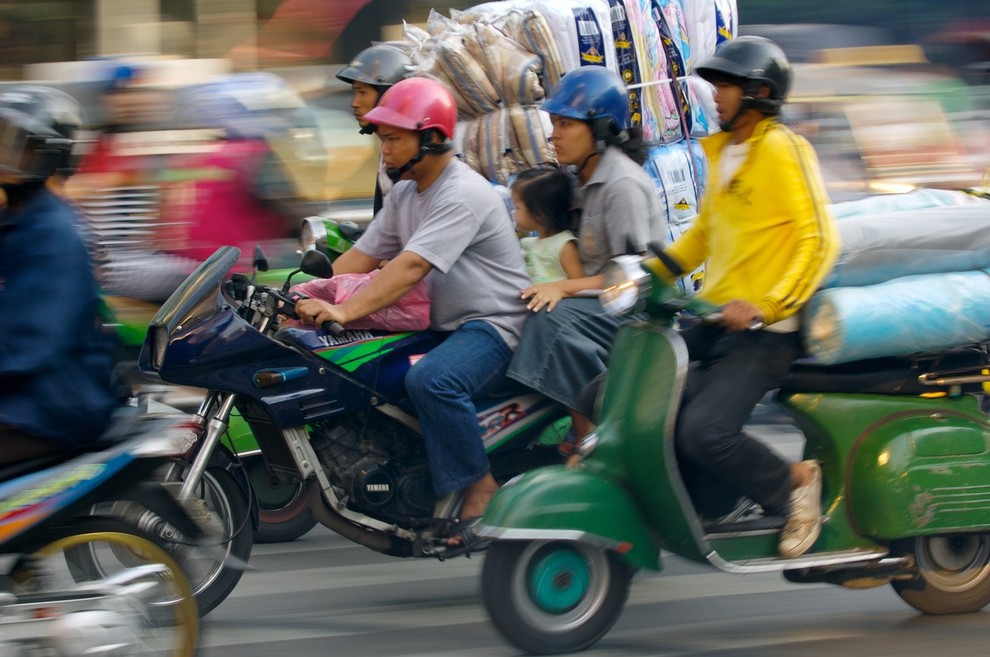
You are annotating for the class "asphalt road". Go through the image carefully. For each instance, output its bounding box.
[198,525,989,657]
[196,421,990,657]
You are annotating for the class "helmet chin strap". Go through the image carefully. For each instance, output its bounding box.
[718,95,757,132]
[385,132,453,183]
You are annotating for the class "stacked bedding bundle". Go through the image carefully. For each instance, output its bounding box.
[802,198,990,364]
[388,0,732,186]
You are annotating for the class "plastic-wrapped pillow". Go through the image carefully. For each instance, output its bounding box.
[465,22,545,106]
[508,106,556,169]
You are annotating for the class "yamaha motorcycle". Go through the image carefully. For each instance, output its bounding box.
[0,407,202,657]
[103,218,369,547]
[137,243,570,614]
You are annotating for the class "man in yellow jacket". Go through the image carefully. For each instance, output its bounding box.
[651,36,840,558]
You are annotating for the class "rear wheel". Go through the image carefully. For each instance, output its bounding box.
[893,534,990,614]
[482,540,632,655]
[245,456,316,543]
[22,517,199,657]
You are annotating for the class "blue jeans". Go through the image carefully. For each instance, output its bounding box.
[405,320,513,496]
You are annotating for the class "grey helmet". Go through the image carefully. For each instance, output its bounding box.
[0,86,82,180]
[336,44,412,94]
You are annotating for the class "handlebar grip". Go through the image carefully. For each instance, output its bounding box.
[322,321,346,337]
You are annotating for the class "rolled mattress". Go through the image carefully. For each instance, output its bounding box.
[803,269,990,365]
[824,203,990,289]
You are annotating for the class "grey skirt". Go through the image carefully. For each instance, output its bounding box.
[506,297,621,410]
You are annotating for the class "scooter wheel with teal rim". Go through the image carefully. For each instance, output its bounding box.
[893,533,990,614]
[482,540,632,654]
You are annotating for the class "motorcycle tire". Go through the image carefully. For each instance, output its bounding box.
[892,534,990,614]
[482,539,632,655]
[244,456,317,544]
[40,516,199,657]
[83,464,253,616]
[167,465,253,616]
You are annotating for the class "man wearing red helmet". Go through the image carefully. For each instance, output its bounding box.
[296,78,531,550]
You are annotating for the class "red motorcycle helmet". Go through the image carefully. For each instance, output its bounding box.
[362,77,457,140]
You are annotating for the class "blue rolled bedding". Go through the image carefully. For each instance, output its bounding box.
[802,269,990,365]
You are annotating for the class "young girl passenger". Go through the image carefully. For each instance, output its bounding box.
[511,166,585,462]
[511,167,582,287]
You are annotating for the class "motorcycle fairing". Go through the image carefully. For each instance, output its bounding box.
[0,451,134,546]
[275,326,446,402]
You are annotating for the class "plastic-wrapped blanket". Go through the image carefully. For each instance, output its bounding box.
[626,0,680,143]
[823,203,990,288]
[803,269,990,365]
[464,22,544,106]
[607,0,643,127]
[454,5,566,95]
[831,189,986,220]
[459,107,555,185]
[645,140,706,222]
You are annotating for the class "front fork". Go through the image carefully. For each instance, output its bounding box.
[161,391,256,538]
[174,392,237,503]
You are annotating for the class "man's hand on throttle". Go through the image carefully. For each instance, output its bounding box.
[720,299,763,332]
[295,298,348,328]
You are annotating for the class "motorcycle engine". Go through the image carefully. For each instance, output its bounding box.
[309,410,436,525]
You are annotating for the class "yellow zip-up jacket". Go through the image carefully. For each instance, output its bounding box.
[653,118,840,326]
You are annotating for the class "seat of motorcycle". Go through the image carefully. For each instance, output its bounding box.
[780,349,988,396]
[0,406,152,483]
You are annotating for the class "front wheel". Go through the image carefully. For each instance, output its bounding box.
[482,540,632,655]
[83,463,253,616]
[893,534,990,614]
[24,517,199,657]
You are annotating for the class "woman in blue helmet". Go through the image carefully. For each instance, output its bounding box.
[508,66,666,458]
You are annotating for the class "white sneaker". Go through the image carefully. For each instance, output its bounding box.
[778,460,822,558]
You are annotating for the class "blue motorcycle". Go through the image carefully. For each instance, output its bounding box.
[138,246,570,612]
[0,407,202,657]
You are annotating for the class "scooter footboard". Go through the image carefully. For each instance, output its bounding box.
[478,467,661,571]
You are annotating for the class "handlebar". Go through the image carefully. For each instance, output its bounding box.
[278,290,347,337]
[322,320,346,337]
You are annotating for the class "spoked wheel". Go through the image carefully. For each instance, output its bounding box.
[82,463,253,616]
[244,456,316,544]
[893,534,990,614]
[482,540,632,655]
[18,517,199,657]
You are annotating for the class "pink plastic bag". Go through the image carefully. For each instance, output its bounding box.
[290,270,431,331]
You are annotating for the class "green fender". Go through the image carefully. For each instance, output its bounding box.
[479,466,662,571]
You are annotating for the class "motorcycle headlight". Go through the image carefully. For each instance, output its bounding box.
[600,255,649,316]
[131,419,200,457]
[299,216,328,252]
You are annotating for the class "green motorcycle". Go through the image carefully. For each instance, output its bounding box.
[478,252,990,655]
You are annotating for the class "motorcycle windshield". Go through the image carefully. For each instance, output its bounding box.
[152,246,241,333]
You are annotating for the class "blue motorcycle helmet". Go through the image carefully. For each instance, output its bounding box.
[542,66,632,148]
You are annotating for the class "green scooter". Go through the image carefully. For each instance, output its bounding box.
[478,253,990,655]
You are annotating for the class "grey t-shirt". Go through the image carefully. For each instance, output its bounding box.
[576,146,667,275]
[354,158,531,349]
